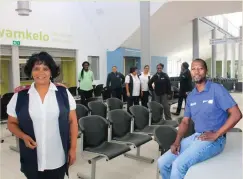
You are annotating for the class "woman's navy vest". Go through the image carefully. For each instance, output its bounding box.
[15,86,70,175]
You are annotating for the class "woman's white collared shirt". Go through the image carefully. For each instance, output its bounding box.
[125,74,141,96]
[140,72,150,91]
[7,82,76,171]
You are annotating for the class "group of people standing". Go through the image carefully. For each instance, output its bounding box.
[106,62,193,119]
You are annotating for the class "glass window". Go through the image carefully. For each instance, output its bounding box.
[88,56,100,80]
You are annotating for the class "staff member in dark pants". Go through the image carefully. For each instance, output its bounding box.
[7,52,78,179]
[125,67,141,114]
[139,65,150,108]
[148,63,172,120]
[172,62,192,116]
[78,61,94,102]
[106,66,125,100]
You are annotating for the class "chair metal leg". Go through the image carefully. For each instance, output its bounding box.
[149,112,152,126]
[91,159,96,179]
[9,137,19,153]
[124,147,154,163]
[108,126,112,142]
[77,156,103,179]
[130,118,134,133]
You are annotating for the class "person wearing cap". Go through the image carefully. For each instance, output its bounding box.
[172,62,192,116]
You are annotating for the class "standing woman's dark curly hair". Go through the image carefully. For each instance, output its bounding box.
[80,61,90,79]
[24,52,60,82]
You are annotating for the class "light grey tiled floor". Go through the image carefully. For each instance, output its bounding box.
[0,93,242,179]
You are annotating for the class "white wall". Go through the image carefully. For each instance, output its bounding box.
[0,1,76,49]
[78,2,165,51]
[0,1,164,85]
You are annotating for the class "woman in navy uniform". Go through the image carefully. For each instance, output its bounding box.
[7,52,78,179]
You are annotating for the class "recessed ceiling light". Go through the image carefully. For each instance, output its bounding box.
[15,1,32,16]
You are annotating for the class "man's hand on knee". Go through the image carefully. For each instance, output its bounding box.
[171,142,180,155]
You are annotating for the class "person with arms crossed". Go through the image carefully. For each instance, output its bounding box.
[157,58,242,179]
[7,52,78,179]
[106,66,125,100]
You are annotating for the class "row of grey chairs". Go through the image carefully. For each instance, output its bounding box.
[76,100,179,138]
[77,110,154,179]
[76,98,180,179]
[79,97,179,127]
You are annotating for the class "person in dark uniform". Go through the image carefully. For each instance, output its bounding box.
[172,62,192,116]
[148,63,172,120]
[106,66,125,100]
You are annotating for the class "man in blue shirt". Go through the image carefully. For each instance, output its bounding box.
[157,58,242,179]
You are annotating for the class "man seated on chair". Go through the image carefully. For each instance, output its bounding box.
[157,58,242,179]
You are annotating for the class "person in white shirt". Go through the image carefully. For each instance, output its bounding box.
[7,52,78,179]
[139,65,151,108]
[125,67,141,114]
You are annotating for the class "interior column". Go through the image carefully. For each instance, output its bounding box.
[192,18,199,60]
[140,1,150,70]
[9,46,20,91]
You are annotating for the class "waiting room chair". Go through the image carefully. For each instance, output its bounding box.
[129,105,161,135]
[101,87,111,101]
[107,109,154,163]
[235,82,242,92]
[76,104,89,119]
[68,86,78,96]
[1,92,14,121]
[76,104,89,138]
[147,101,179,127]
[88,101,107,118]
[154,125,178,179]
[171,81,179,88]
[178,117,195,138]
[77,115,131,179]
[82,97,100,107]
[94,84,104,97]
[107,98,124,111]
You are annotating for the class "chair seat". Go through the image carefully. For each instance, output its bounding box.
[135,125,160,135]
[162,120,179,127]
[85,141,130,160]
[152,120,178,127]
[114,133,152,147]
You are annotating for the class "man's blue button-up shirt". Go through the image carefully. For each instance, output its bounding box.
[184,80,237,133]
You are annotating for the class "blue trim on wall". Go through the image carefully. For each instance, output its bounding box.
[107,47,168,76]
[107,49,123,75]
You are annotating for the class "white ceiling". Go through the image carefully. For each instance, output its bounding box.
[121,1,242,58]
